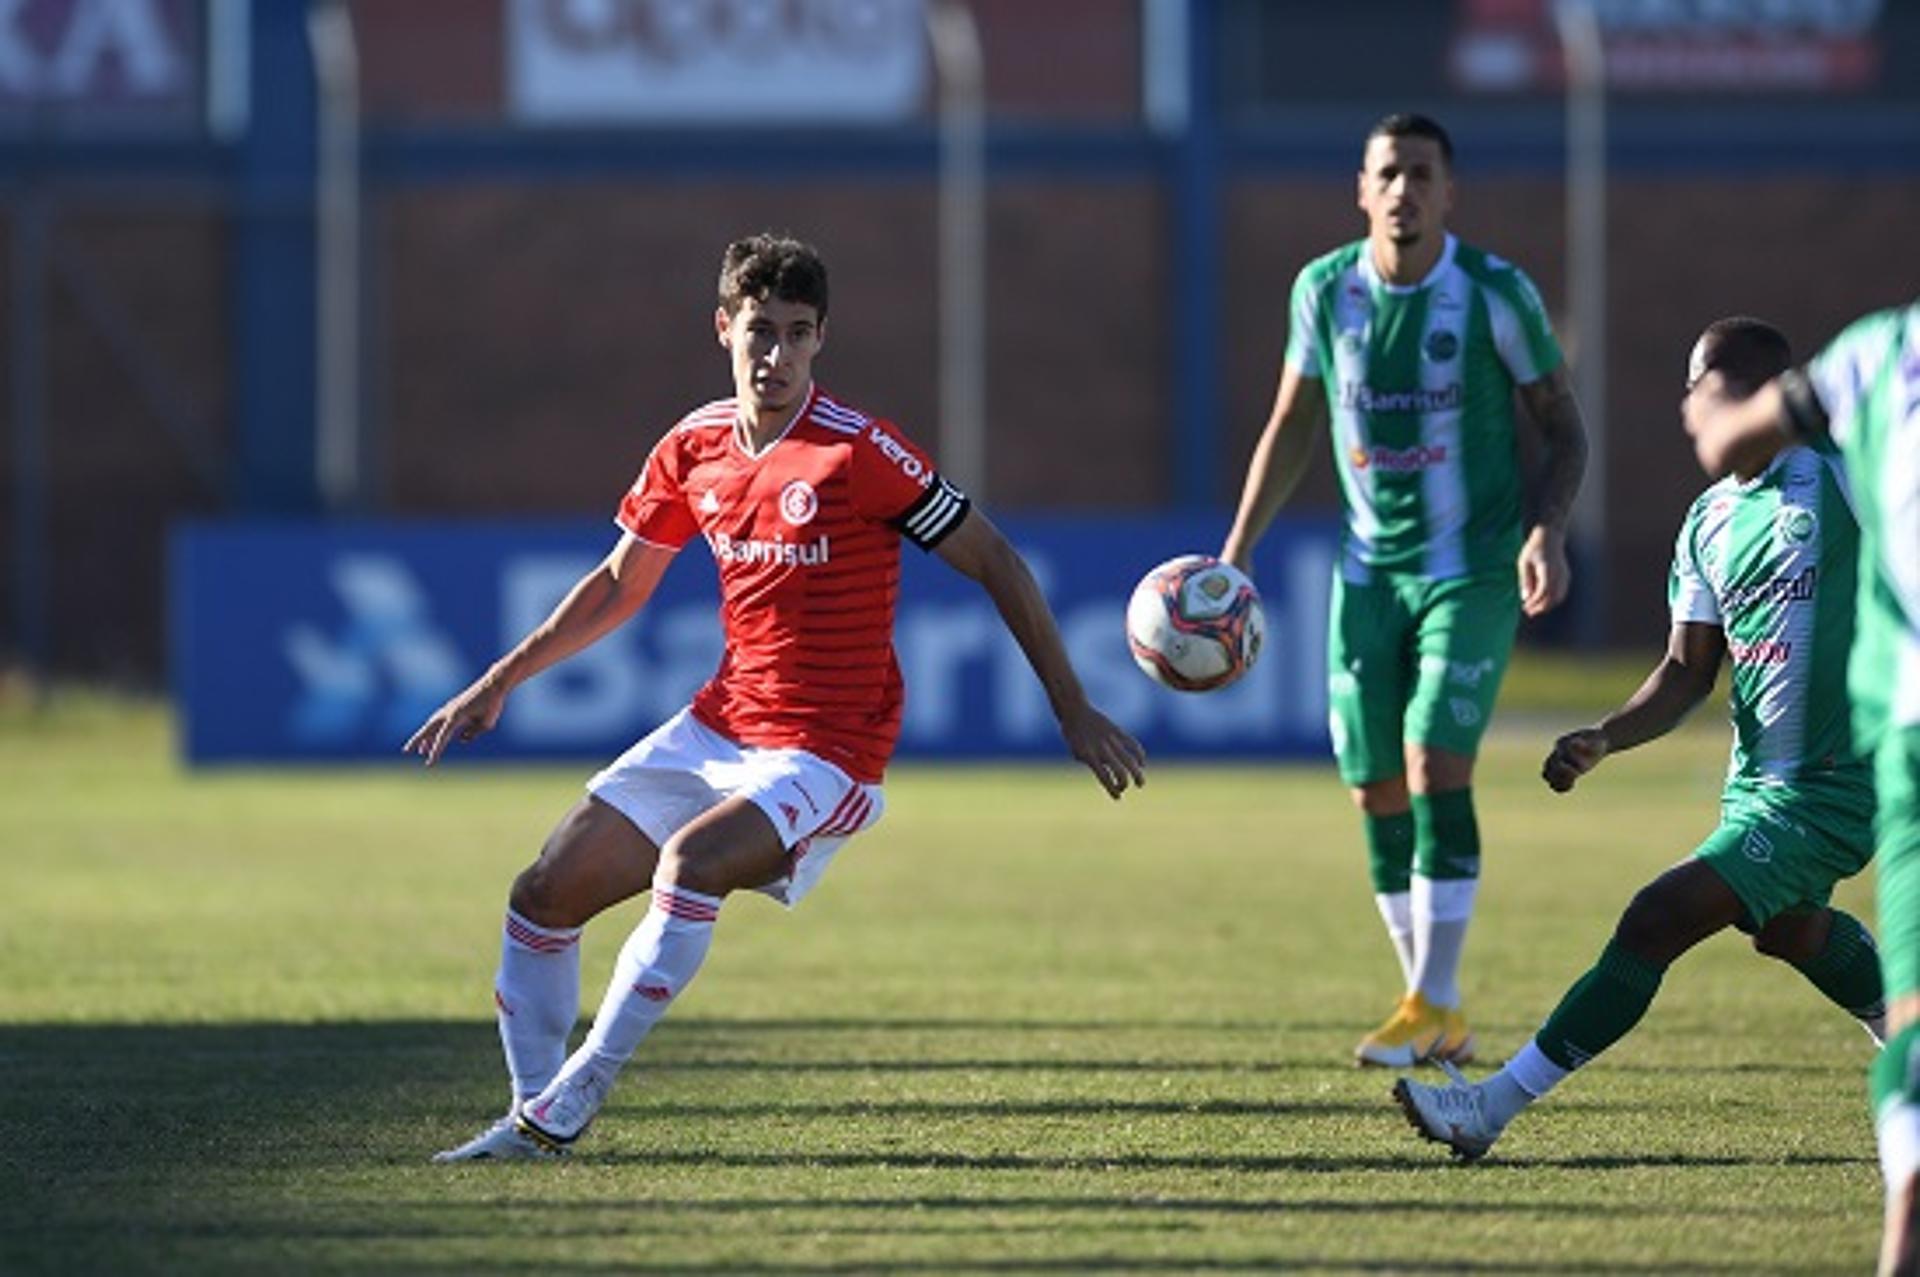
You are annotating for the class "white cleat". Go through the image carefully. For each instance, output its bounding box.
[432,1113,564,1163]
[516,1069,611,1152]
[1392,1058,1502,1162]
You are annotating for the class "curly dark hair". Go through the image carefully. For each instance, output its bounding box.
[718,233,829,319]
[1695,316,1792,392]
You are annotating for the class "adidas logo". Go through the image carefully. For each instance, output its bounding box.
[699,490,719,514]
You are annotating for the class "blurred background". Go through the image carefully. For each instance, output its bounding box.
[4,0,1918,762]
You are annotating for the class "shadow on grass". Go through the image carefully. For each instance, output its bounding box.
[0,1018,1875,1275]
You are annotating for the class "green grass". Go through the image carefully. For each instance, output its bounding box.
[0,692,1880,1274]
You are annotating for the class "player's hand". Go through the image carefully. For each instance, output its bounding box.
[1057,702,1147,800]
[1518,525,1571,618]
[405,676,510,767]
[1541,727,1608,793]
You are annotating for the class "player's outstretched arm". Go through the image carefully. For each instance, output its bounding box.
[934,510,1146,799]
[1683,371,1796,477]
[404,534,675,766]
[1221,364,1328,575]
[1541,622,1723,792]
[1515,366,1590,617]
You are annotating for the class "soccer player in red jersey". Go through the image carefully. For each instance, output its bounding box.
[410,233,1147,1160]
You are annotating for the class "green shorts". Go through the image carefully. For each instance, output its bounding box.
[1326,571,1519,785]
[1873,726,1920,998]
[1695,788,1875,932]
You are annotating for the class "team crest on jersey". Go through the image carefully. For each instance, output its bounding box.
[1775,506,1816,546]
[1424,330,1459,362]
[779,479,819,526]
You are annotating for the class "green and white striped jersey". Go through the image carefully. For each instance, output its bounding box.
[1286,234,1562,583]
[1670,446,1868,805]
[1803,301,1920,744]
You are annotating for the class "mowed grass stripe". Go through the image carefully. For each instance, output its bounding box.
[0,696,1881,1273]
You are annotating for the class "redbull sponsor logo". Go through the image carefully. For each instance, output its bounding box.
[1349,442,1452,473]
[1340,383,1462,415]
[708,531,831,566]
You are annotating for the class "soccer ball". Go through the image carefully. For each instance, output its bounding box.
[1125,555,1266,692]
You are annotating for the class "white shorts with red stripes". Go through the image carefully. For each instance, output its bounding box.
[586,706,885,908]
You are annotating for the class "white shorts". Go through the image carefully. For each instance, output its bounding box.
[586,707,885,908]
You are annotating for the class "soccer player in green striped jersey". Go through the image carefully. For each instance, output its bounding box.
[1687,300,1920,1277]
[1395,318,1884,1163]
[1223,114,1589,1067]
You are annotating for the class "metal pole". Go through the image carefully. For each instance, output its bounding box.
[1170,0,1219,509]
[10,197,50,691]
[926,0,987,502]
[310,0,362,512]
[1556,0,1607,644]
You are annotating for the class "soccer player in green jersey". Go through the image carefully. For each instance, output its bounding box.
[1223,113,1589,1067]
[1394,317,1885,1161]
[1686,301,1920,1277]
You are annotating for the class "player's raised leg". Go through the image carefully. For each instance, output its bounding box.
[515,796,790,1151]
[1396,858,1736,1158]
[435,796,662,1162]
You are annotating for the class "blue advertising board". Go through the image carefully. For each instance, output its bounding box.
[171,515,1338,765]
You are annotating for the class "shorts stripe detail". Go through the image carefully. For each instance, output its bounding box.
[821,786,867,832]
[653,887,721,923]
[505,914,580,953]
[819,789,873,836]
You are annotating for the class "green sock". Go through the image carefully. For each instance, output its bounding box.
[1412,788,1480,880]
[1790,910,1884,1021]
[1365,810,1415,895]
[1535,939,1667,1070]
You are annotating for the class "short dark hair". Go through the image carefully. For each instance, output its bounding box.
[1695,316,1792,393]
[718,233,829,319]
[1365,113,1454,167]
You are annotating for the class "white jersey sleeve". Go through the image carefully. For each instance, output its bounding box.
[1668,493,1721,627]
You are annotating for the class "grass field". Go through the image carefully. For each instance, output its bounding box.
[0,684,1883,1274]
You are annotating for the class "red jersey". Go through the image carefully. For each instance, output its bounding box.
[616,387,971,782]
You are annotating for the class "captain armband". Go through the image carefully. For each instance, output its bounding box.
[892,476,971,551]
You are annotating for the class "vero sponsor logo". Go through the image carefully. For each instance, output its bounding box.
[867,424,931,485]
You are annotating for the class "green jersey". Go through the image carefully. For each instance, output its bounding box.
[1286,234,1563,583]
[1801,301,1920,745]
[1669,445,1870,812]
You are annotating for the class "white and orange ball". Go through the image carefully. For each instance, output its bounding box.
[1125,554,1266,693]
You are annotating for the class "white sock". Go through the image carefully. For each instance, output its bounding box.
[1881,1100,1920,1201]
[571,884,722,1085]
[1374,891,1416,988]
[1478,1038,1570,1130]
[495,909,582,1105]
[1411,874,1476,1008]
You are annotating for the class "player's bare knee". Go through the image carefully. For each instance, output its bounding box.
[1614,884,1684,959]
[1752,912,1825,964]
[1352,777,1409,816]
[654,839,730,898]
[508,861,575,927]
[1408,748,1474,794]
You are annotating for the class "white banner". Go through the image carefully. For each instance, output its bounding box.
[509,0,928,124]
